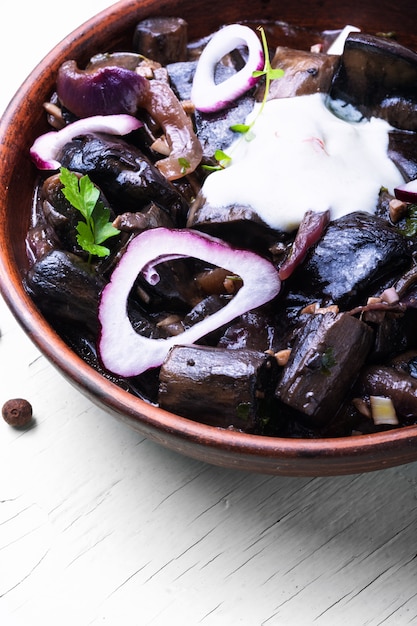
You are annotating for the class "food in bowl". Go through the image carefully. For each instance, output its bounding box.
[23,12,417,441]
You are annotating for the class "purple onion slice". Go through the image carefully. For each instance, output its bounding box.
[98,228,281,377]
[30,114,143,170]
[56,62,148,118]
[191,24,264,113]
[394,178,417,203]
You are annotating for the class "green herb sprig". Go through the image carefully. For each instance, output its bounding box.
[321,347,336,375]
[231,27,284,136]
[59,167,120,262]
[204,27,284,172]
[400,204,417,237]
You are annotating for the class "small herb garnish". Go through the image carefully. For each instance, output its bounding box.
[59,167,120,262]
[204,26,284,171]
[203,149,233,172]
[400,204,417,237]
[178,157,191,174]
[321,347,336,375]
[236,402,251,420]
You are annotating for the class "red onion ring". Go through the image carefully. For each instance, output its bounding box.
[30,114,142,170]
[394,178,417,203]
[191,24,264,113]
[98,228,281,377]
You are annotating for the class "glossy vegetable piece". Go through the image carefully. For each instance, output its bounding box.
[358,365,417,419]
[255,46,339,100]
[168,60,256,158]
[133,16,188,65]
[158,344,279,429]
[327,32,417,130]
[276,312,374,424]
[57,62,148,118]
[278,210,330,281]
[56,60,202,180]
[291,212,411,309]
[58,132,188,224]
[25,249,104,336]
[388,131,417,181]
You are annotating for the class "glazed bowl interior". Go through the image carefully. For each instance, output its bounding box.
[1,0,417,476]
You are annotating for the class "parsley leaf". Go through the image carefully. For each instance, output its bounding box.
[321,347,336,375]
[400,204,417,237]
[202,149,233,172]
[59,167,120,262]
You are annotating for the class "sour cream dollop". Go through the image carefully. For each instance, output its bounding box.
[200,93,404,232]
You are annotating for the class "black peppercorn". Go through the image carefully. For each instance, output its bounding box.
[2,398,33,427]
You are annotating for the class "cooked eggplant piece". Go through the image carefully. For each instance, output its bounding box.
[327,32,417,130]
[255,46,339,100]
[58,132,188,224]
[357,365,417,421]
[276,311,374,424]
[182,294,230,344]
[388,130,417,181]
[158,345,279,430]
[168,60,255,158]
[289,212,411,309]
[217,310,279,352]
[187,198,285,253]
[133,17,188,65]
[25,249,104,335]
[367,310,417,360]
[112,202,175,233]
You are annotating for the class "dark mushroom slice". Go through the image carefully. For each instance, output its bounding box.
[289,211,412,309]
[168,60,255,159]
[187,199,286,253]
[182,294,239,346]
[357,365,417,423]
[158,345,279,430]
[255,46,339,100]
[388,349,417,377]
[388,130,417,182]
[327,32,417,131]
[276,311,374,425]
[25,249,105,337]
[58,132,189,225]
[113,202,175,233]
[217,310,279,353]
[133,17,188,65]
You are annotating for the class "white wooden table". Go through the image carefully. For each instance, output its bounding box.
[1,3,417,624]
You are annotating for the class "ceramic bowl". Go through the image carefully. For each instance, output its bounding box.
[1,0,417,476]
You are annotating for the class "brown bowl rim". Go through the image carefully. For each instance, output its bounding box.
[1,0,417,476]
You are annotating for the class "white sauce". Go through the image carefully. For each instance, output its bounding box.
[200,93,404,232]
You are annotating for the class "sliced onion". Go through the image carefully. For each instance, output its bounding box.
[278,210,330,281]
[98,228,281,377]
[143,80,203,180]
[56,62,148,118]
[191,24,264,113]
[30,114,143,170]
[394,178,417,203]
